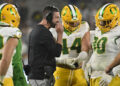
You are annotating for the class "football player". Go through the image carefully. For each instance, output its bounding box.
[50,4,90,86]
[85,3,120,86]
[0,3,27,86]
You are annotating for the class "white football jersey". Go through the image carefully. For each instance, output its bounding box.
[0,26,22,78]
[89,26,120,72]
[50,21,89,59]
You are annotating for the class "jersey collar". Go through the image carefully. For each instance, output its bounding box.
[64,28,72,36]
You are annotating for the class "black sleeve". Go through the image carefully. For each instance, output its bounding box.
[54,43,62,57]
[41,30,62,57]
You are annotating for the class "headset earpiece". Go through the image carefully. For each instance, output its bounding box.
[46,12,53,24]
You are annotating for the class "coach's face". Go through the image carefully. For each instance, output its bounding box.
[52,12,60,27]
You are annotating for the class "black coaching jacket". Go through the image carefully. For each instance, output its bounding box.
[28,25,62,79]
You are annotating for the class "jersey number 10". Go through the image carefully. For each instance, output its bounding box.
[92,37,107,54]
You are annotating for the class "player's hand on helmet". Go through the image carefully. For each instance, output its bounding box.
[99,73,112,86]
[55,22,64,34]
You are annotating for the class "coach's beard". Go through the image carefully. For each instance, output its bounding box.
[51,23,55,28]
[50,21,57,28]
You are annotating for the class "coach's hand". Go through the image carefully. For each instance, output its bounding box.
[55,22,64,34]
[55,22,64,45]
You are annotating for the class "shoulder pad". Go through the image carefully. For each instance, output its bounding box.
[8,27,22,39]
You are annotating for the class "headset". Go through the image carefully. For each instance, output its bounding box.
[46,11,53,25]
[45,6,59,26]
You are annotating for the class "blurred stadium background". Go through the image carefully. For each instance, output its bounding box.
[0,0,120,67]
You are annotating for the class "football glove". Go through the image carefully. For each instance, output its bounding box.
[112,65,120,76]
[75,51,88,65]
[56,58,76,68]
[99,73,112,86]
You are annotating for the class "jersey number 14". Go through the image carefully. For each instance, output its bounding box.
[62,38,81,54]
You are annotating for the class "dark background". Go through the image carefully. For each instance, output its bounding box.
[0,0,120,69]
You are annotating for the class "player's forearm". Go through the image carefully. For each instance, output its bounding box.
[76,51,88,61]
[78,31,90,60]
[0,38,18,76]
[0,47,14,75]
[106,53,120,73]
[0,57,11,75]
[81,39,90,53]
[81,31,91,53]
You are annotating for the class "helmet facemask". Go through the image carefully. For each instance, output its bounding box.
[64,20,80,32]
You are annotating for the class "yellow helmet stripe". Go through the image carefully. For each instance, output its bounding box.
[99,3,111,17]
[68,5,77,20]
